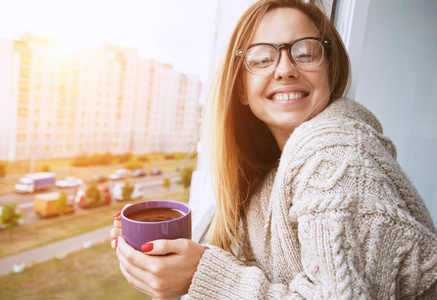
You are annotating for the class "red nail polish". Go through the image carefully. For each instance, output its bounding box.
[113,211,121,218]
[115,237,118,249]
[141,243,154,252]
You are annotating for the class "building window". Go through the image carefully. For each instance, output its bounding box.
[18,107,27,116]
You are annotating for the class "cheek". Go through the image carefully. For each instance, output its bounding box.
[243,74,268,105]
[317,65,331,97]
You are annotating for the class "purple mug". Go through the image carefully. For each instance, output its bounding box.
[121,200,191,251]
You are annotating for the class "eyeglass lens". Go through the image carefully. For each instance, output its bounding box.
[244,39,324,75]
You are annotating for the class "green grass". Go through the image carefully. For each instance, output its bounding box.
[0,241,151,300]
[0,189,190,258]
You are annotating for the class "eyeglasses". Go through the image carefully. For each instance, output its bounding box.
[236,37,330,76]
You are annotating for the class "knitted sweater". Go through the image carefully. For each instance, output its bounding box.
[188,98,437,299]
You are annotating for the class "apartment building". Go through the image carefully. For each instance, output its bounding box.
[0,32,202,161]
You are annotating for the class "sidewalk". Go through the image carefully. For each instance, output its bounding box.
[0,225,113,276]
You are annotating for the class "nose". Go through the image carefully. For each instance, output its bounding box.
[274,49,299,80]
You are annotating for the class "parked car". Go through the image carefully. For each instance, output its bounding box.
[86,174,108,183]
[150,168,162,176]
[55,176,83,188]
[34,192,75,218]
[131,168,147,177]
[15,172,56,193]
[109,169,129,180]
[74,184,111,208]
[112,181,143,201]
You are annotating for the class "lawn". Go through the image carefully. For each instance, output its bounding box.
[0,189,190,258]
[0,240,151,300]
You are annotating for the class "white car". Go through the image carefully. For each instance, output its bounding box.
[55,176,83,188]
[109,169,129,180]
[112,182,143,201]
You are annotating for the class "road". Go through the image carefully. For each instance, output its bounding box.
[0,225,114,276]
[0,171,181,225]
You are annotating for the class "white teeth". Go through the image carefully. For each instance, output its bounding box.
[272,93,305,101]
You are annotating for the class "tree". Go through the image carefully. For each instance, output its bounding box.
[179,166,194,189]
[162,177,171,191]
[56,191,68,216]
[41,164,50,172]
[0,161,6,179]
[89,152,112,166]
[124,160,143,171]
[121,180,135,201]
[118,152,132,164]
[86,181,102,206]
[71,153,90,167]
[0,203,25,240]
[137,154,150,163]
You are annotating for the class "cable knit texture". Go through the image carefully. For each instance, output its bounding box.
[188,98,437,299]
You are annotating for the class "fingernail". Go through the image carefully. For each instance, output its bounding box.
[115,237,118,249]
[141,243,154,252]
[113,211,121,218]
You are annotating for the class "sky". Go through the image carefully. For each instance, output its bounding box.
[0,0,218,83]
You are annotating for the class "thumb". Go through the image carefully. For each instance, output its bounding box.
[141,238,190,255]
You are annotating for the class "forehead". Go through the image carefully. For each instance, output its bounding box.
[251,7,319,44]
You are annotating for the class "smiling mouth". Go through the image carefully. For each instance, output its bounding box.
[270,92,308,101]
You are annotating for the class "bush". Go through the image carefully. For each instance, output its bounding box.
[117,152,132,164]
[56,191,68,216]
[124,160,143,171]
[89,153,112,166]
[0,203,25,236]
[85,181,102,206]
[179,166,194,189]
[162,177,171,190]
[121,180,135,201]
[40,164,50,172]
[0,161,6,179]
[137,154,150,163]
[164,154,175,160]
[71,154,90,167]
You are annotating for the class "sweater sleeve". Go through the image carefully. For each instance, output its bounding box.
[188,246,306,299]
[283,117,437,299]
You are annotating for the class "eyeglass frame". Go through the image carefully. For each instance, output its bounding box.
[235,37,331,76]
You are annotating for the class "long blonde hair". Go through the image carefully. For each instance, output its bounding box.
[206,0,350,256]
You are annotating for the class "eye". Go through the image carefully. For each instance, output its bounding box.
[253,57,275,67]
[294,52,316,62]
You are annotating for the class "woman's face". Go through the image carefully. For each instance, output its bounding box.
[241,7,330,150]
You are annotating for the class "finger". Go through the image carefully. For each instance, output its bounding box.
[118,260,155,297]
[114,219,121,228]
[116,238,159,292]
[110,228,122,239]
[117,237,153,271]
[142,238,192,255]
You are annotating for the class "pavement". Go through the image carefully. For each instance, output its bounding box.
[0,225,113,276]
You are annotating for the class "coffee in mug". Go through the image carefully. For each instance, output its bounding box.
[125,207,184,222]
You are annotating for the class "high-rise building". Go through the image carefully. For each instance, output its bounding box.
[0,32,202,161]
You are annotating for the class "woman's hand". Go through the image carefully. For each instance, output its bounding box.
[110,205,131,250]
[116,236,206,300]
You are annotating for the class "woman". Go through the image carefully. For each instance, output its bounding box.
[112,0,437,299]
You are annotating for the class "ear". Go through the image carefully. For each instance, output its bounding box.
[238,82,249,105]
[240,92,248,105]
